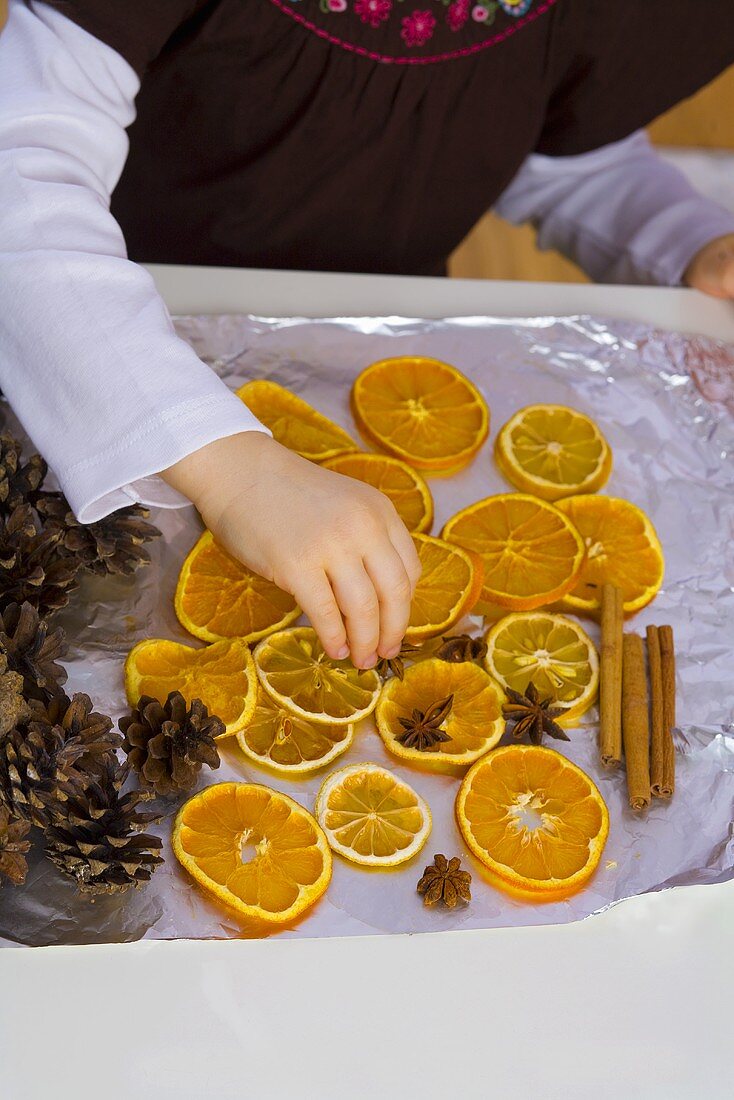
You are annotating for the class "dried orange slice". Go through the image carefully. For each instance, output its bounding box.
[124,637,257,738]
[376,657,505,773]
[322,452,433,534]
[253,627,381,725]
[351,356,489,474]
[406,533,484,641]
[172,782,332,926]
[495,405,612,501]
[484,612,598,726]
[456,745,609,902]
[442,493,586,612]
[315,763,431,867]
[555,495,664,615]
[175,531,300,643]
[236,689,354,776]
[236,379,356,462]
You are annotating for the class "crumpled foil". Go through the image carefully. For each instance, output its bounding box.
[2,312,733,947]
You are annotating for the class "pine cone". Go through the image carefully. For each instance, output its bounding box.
[44,758,163,893]
[0,601,67,702]
[0,432,47,514]
[0,804,31,886]
[0,652,30,737]
[0,692,122,827]
[120,692,222,796]
[0,504,80,618]
[37,492,161,576]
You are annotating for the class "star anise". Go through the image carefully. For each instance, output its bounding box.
[502,682,569,745]
[373,642,421,681]
[436,633,487,664]
[417,853,472,908]
[396,695,453,752]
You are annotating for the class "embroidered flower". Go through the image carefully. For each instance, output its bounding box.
[355,0,393,26]
[446,0,470,31]
[471,3,490,21]
[327,0,348,11]
[498,0,533,15]
[401,9,437,47]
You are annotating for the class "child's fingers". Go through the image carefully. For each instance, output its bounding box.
[329,562,380,669]
[363,547,413,659]
[387,518,422,594]
[293,571,348,661]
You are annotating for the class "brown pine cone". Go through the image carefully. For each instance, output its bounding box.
[0,504,80,618]
[120,692,222,797]
[0,601,67,702]
[0,432,47,515]
[44,758,163,894]
[0,804,31,886]
[0,652,30,737]
[0,692,121,827]
[36,492,161,576]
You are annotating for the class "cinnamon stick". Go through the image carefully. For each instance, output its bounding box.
[622,633,650,812]
[658,625,676,798]
[599,583,624,768]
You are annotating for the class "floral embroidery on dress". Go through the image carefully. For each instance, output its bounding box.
[284,0,541,54]
[355,0,393,25]
[401,9,437,46]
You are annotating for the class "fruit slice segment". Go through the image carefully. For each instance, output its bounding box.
[315,763,431,867]
[456,745,609,902]
[172,782,332,925]
[376,657,505,772]
[442,493,586,611]
[484,612,598,725]
[495,404,612,501]
[351,356,489,473]
[236,689,354,775]
[124,637,257,738]
[236,379,357,462]
[254,627,381,725]
[406,534,484,641]
[322,452,434,534]
[175,531,300,643]
[555,495,664,615]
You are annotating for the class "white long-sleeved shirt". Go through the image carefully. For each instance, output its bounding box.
[2,0,733,523]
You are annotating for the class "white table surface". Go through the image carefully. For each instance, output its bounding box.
[3,267,733,1100]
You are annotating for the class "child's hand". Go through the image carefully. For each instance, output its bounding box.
[684,233,734,300]
[162,432,421,669]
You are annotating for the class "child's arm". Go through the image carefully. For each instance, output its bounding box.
[0,2,418,667]
[495,131,734,293]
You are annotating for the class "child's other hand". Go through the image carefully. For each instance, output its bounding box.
[162,432,421,669]
[684,233,734,299]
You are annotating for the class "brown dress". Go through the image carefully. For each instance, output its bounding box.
[47,0,734,275]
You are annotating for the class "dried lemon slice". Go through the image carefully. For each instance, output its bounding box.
[253,627,381,725]
[484,611,598,725]
[236,690,354,775]
[495,404,612,500]
[315,762,431,867]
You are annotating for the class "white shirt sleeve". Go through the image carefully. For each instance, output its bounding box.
[494,131,734,287]
[0,1,268,524]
